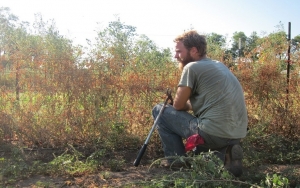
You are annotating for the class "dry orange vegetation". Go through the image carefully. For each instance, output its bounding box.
[0,8,300,187]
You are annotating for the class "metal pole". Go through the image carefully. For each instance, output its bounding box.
[286,22,291,110]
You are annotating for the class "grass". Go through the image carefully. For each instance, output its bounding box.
[0,135,299,187]
[1,80,299,187]
[0,19,299,187]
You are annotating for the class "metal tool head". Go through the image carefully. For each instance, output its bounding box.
[166,88,173,105]
[166,88,171,98]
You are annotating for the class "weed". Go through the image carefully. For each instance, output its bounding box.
[47,146,100,176]
[99,171,111,179]
[260,173,289,188]
[0,147,30,178]
[108,158,125,172]
[0,8,299,187]
[35,180,51,188]
[144,152,257,188]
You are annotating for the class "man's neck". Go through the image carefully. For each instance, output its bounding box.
[194,55,207,61]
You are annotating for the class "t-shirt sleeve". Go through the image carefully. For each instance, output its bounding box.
[178,64,195,89]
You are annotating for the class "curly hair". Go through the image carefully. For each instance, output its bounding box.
[174,30,207,57]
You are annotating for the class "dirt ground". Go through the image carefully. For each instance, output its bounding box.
[12,165,300,188]
[1,147,300,188]
[10,165,299,188]
[11,166,172,188]
[1,148,176,188]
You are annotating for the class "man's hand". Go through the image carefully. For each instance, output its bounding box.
[168,99,173,105]
[173,86,192,111]
[164,89,174,105]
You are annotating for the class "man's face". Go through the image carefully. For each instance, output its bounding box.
[174,41,194,71]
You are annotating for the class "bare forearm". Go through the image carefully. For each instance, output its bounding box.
[173,86,192,111]
[174,100,192,111]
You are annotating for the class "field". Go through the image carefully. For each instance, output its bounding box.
[1,9,300,187]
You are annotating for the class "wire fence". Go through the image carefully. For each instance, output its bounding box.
[1,53,300,147]
[0,61,182,147]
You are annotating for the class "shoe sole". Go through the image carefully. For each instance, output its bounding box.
[227,144,243,177]
[231,144,243,161]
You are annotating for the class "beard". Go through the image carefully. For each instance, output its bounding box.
[178,52,194,71]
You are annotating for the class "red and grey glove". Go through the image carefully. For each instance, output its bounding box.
[185,134,204,152]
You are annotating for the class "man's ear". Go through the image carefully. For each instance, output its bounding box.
[190,47,199,56]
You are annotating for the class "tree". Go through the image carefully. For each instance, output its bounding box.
[206,32,226,61]
[246,32,260,52]
[0,7,21,68]
[231,31,247,58]
[292,35,300,45]
[206,32,226,47]
[267,31,287,58]
[95,17,136,67]
[93,17,173,72]
[0,7,32,101]
[254,31,288,71]
[133,34,172,68]
[291,35,300,53]
[245,31,260,61]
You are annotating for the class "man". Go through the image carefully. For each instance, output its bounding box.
[152,30,248,177]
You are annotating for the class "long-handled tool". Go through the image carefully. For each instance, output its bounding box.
[133,89,173,167]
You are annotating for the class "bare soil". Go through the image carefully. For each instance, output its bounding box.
[0,147,175,187]
[11,166,173,188]
[9,163,300,188]
[1,146,300,188]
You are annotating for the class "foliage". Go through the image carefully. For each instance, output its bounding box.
[0,8,300,187]
[206,32,228,62]
[231,31,248,58]
[260,174,289,188]
[141,152,258,188]
[0,147,30,179]
[47,145,100,176]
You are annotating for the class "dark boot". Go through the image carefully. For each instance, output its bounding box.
[224,144,243,177]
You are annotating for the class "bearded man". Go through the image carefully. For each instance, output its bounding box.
[152,30,248,177]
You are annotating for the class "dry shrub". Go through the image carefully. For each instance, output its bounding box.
[235,34,300,140]
[0,112,15,143]
[1,20,299,150]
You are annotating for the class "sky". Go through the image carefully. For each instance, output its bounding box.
[1,0,300,50]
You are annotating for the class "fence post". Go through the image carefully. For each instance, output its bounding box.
[285,22,291,110]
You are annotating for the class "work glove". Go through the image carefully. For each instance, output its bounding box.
[185,134,205,152]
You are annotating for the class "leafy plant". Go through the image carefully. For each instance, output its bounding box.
[108,158,125,172]
[260,174,289,188]
[47,146,100,176]
[0,7,299,187]
[145,152,256,188]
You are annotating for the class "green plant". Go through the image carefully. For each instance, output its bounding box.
[47,146,100,176]
[1,7,300,188]
[108,158,125,172]
[0,147,29,178]
[144,152,257,188]
[260,174,289,188]
[86,149,106,165]
[35,180,51,188]
[99,171,111,179]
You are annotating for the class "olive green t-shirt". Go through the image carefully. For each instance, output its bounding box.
[178,58,248,139]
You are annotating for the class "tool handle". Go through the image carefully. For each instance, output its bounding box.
[133,144,148,166]
[133,89,172,167]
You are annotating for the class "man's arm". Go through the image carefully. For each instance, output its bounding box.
[173,86,192,111]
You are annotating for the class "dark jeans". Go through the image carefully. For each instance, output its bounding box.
[152,104,240,162]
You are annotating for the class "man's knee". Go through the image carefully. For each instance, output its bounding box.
[152,103,163,119]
